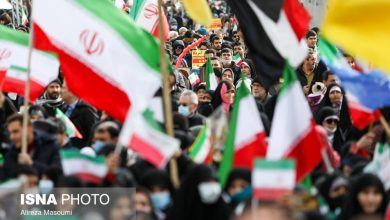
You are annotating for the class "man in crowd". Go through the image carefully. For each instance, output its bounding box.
[36,79,64,117]
[2,114,61,179]
[61,81,98,148]
[178,90,205,127]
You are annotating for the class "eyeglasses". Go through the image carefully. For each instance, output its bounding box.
[179,103,188,107]
[325,119,339,124]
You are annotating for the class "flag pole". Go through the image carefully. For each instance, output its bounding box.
[21,16,34,154]
[157,0,180,189]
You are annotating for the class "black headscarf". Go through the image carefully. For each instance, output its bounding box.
[338,173,388,220]
[318,172,349,211]
[315,106,346,153]
[167,164,229,220]
[317,83,352,136]
[140,168,175,196]
[224,168,251,193]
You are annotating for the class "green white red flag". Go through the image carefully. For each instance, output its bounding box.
[55,108,83,139]
[252,159,296,200]
[218,76,267,187]
[0,25,59,101]
[33,0,163,122]
[267,63,323,182]
[129,0,169,40]
[60,149,107,184]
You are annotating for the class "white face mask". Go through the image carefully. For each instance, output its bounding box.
[39,179,54,194]
[198,182,222,204]
[326,127,337,135]
[178,105,190,117]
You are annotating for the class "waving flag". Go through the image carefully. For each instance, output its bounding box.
[219,76,267,187]
[33,0,162,122]
[267,63,322,182]
[205,57,218,90]
[55,108,83,139]
[181,0,212,26]
[225,0,310,85]
[119,109,180,168]
[322,0,390,76]
[318,38,388,129]
[60,149,107,184]
[0,26,59,101]
[130,0,169,40]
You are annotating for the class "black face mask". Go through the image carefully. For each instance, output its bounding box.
[328,195,348,211]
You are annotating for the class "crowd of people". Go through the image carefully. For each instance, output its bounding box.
[0,0,389,219]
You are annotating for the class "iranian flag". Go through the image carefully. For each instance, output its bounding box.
[267,63,322,183]
[0,26,59,101]
[119,109,180,168]
[205,57,218,90]
[189,124,212,164]
[60,149,108,184]
[33,0,162,122]
[129,0,169,40]
[218,76,267,187]
[55,108,83,139]
[233,53,243,65]
[252,159,296,200]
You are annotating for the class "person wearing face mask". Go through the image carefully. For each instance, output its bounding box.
[338,173,388,220]
[317,83,352,137]
[167,164,229,220]
[178,90,205,128]
[91,120,120,153]
[140,169,175,217]
[316,107,346,153]
[318,173,349,220]
[223,168,252,217]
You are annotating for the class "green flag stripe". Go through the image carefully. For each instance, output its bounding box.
[75,0,161,74]
[317,37,340,65]
[254,159,295,170]
[189,125,207,158]
[205,57,212,90]
[60,149,105,164]
[218,75,250,187]
[10,65,28,72]
[129,0,147,21]
[55,108,75,137]
[0,25,28,46]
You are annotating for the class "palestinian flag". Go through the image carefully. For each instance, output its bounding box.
[225,0,310,86]
[55,108,83,139]
[189,125,212,164]
[33,0,162,123]
[119,109,180,168]
[205,57,218,90]
[267,63,322,183]
[233,53,243,65]
[218,76,267,187]
[60,149,108,184]
[129,0,169,40]
[0,26,59,101]
[252,159,296,200]
[318,38,383,130]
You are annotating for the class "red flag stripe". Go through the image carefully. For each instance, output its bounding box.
[282,0,311,40]
[34,24,131,122]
